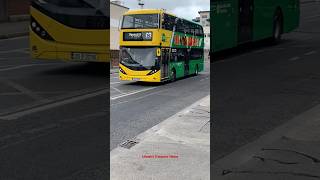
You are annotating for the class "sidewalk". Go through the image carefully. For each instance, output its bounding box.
[111,95,210,180]
[213,102,320,179]
[0,20,29,39]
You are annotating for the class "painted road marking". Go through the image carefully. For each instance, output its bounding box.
[0,112,105,150]
[110,87,157,101]
[0,89,108,121]
[304,51,317,56]
[0,63,56,72]
[304,14,320,21]
[0,36,28,42]
[289,56,301,61]
[110,82,121,85]
[111,86,124,94]
[0,48,28,54]
[0,79,49,103]
[111,89,166,107]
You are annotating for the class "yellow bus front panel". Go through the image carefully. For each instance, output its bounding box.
[30,5,109,62]
[119,64,161,82]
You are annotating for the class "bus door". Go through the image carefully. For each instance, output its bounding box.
[184,49,190,76]
[161,48,170,79]
[238,0,254,43]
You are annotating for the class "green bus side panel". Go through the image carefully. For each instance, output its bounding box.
[170,59,204,79]
[211,0,300,52]
[253,0,300,41]
[170,62,184,79]
[281,0,300,33]
[212,0,238,52]
[253,0,275,40]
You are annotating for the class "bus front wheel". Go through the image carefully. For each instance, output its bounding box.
[273,11,283,43]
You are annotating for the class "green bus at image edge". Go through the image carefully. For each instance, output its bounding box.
[211,0,300,53]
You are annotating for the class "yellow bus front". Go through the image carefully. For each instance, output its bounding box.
[30,0,109,63]
[119,10,165,82]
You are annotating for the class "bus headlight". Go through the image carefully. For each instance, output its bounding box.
[30,16,54,41]
[31,22,37,28]
[147,69,158,75]
[119,67,127,75]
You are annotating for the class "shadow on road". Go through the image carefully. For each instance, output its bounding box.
[212,38,295,61]
[39,62,109,77]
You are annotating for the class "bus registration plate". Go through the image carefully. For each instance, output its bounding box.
[132,78,140,81]
[72,52,97,61]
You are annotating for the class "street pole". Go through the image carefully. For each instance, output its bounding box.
[0,0,8,22]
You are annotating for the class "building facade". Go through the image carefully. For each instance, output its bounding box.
[198,11,210,51]
[0,0,30,22]
[110,1,129,67]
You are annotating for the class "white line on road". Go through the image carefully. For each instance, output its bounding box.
[0,48,28,54]
[0,79,49,103]
[111,89,167,107]
[110,87,157,101]
[303,14,320,21]
[0,65,13,68]
[254,49,266,53]
[0,36,28,42]
[111,86,124,94]
[304,51,317,56]
[0,63,55,72]
[289,56,301,61]
[110,82,121,85]
[0,89,108,121]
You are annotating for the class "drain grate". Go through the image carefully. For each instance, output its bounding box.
[119,139,139,149]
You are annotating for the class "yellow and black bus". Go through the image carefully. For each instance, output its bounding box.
[30,0,109,62]
[119,9,205,82]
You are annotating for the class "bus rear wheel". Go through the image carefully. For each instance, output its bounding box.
[194,65,199,76]
[273,11,283,43]
[171,68,176,82]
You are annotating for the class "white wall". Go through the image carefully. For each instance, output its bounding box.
[110,3,129,50]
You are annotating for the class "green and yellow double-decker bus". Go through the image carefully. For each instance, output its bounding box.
[30,0,109,62]
[119,9,205,82]
[212,0,300,53]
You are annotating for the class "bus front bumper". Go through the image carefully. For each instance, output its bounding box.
[30,30,109,63]
[119,72,161,83]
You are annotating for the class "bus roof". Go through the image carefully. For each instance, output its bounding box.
[124,9,202,27]
[124,9,164,15]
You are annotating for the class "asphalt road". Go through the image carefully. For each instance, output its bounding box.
[213,2,320,161]
[110,59,210,150]
[0,37,108,179]
[0,35,210,178]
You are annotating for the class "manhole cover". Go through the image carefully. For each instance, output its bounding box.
[119,139,139,149]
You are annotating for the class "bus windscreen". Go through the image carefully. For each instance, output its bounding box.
[122,14,159,29]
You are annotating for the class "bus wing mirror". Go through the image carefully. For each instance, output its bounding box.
[156,48,161,57]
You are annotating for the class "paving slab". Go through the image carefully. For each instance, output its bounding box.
[111,95,210,180]
[213,102,320,180]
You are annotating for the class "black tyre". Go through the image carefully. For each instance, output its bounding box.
[171,68,176,82]
[194,65,199,76]
[273,11,283,43]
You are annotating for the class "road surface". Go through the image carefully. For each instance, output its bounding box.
[213,1,320,162]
